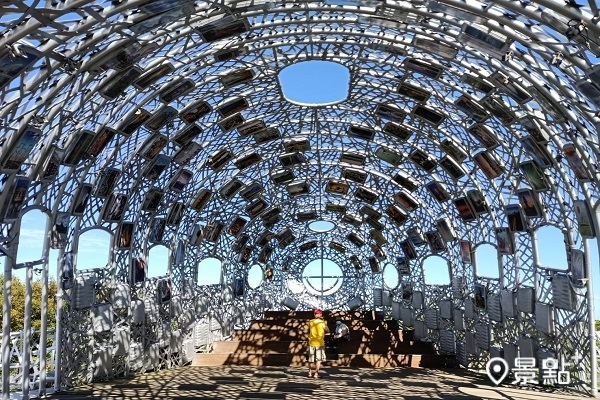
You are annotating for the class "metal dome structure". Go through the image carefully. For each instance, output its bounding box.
[1,0,600,397]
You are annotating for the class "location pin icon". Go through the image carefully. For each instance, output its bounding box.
[486,357,509,385]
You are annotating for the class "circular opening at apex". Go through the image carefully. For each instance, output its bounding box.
[278,60,350,106]
[309,220,336,233]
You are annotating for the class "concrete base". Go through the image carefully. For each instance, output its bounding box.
[45,365,587,399]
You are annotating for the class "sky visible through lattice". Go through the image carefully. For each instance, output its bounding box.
[2,61,598,316]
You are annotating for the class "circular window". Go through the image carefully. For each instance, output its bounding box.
[309,220,335,233]
[382,263,399,289]
[247,264,263,289]
[302,259,344,296]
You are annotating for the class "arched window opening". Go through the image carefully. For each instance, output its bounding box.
[382,262,400,290]
[248,264,263,289]
[475,243,500,279]
[148,244,169,277]
[77,229,111,270]
[423,256,450,285]
[197,257,222,285]
[16,209,48,265]
[536,226,568,270]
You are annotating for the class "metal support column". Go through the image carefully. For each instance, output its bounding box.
[38,215,52,396]
[1,248,14,400]
[2,216,21,400]
[583,239,597,396]
[21,261,33,400]
[53,249,64,392]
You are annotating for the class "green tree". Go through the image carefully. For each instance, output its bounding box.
[596,320,600,332]
[0,276,57,332]
[31,279,58,331]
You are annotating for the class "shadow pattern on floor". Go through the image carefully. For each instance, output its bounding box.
[45,365,588,400]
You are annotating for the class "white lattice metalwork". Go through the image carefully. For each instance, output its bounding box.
[0,0,600,398]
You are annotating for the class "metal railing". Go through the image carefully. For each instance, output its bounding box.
[0,329,56,398]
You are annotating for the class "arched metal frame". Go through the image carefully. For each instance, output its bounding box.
[1,0,599,397]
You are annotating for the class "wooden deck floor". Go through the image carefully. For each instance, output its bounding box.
[44,365,589,400]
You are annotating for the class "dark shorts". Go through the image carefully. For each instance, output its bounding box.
[307,345,326,362]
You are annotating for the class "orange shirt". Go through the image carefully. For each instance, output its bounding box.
[308,318,328,347]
